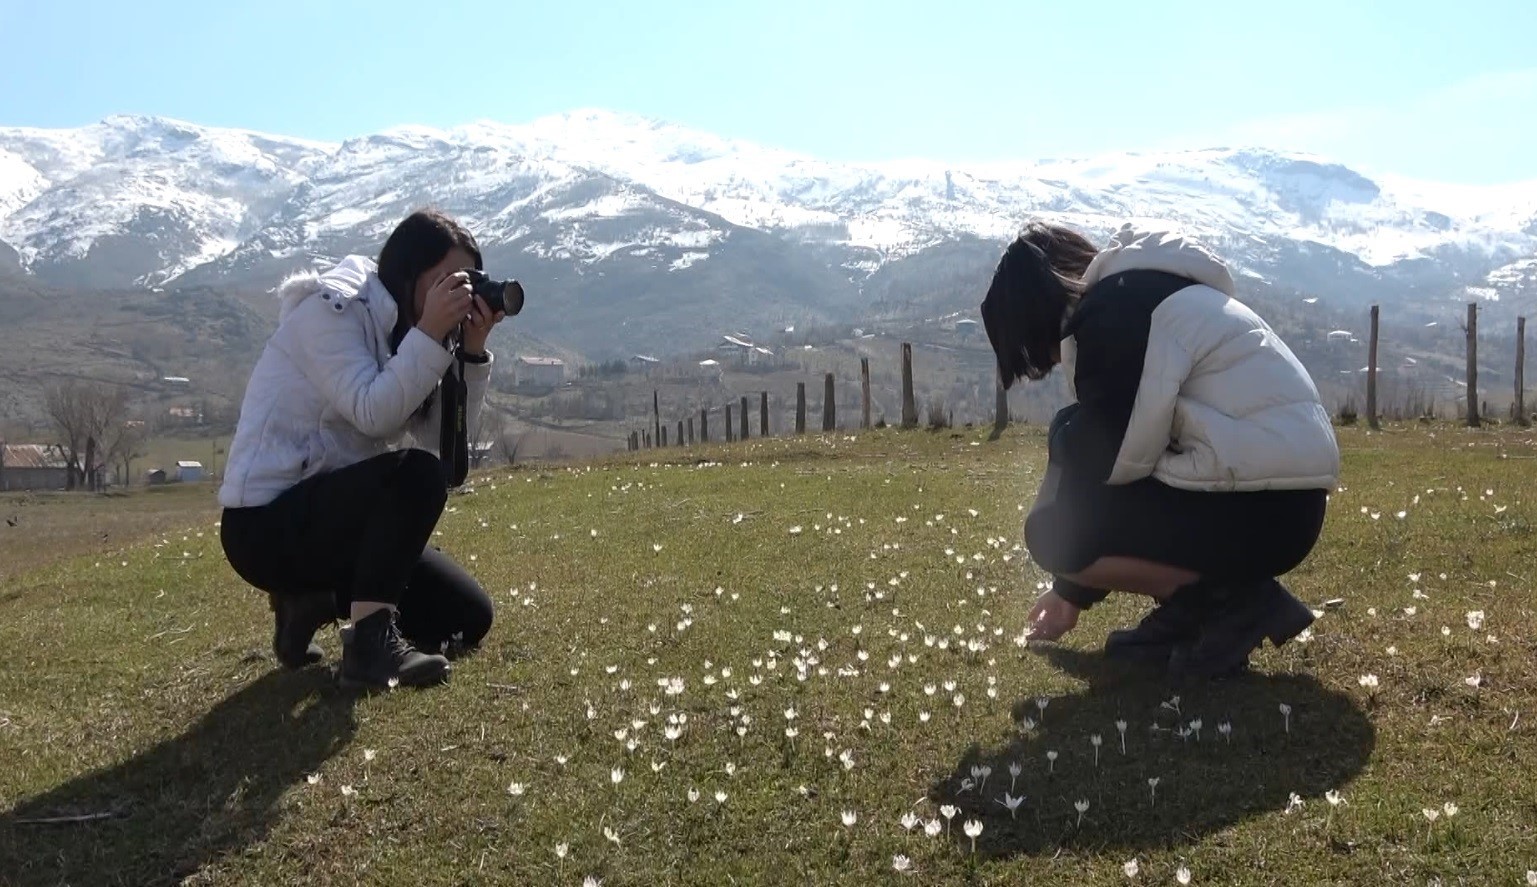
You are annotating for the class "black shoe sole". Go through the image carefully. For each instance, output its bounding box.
[275,642,325,670]
[338,661,452,691]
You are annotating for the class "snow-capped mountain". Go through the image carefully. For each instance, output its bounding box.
[2,109,1535,358]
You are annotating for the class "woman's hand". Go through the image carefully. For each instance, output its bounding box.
[416,271,475,342]
[1024,590,1080,642]
[460,294,506,356]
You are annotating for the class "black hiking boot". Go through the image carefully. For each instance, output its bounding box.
[1104,582,1210,664]
[270,592,336,669]
[339,608,451,690]
[1169,579,1315,681]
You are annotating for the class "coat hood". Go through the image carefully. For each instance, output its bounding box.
[1080,224,1236,297]
[275,254,395,325]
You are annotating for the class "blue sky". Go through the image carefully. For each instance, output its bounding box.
[2,0,1534,184]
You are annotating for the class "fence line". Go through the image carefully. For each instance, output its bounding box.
[627,307,1532,450]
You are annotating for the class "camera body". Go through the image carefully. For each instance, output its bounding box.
[465,268,525,317]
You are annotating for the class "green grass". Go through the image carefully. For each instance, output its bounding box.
[2,424,1536,886]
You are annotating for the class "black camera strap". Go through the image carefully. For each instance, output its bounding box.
[438,351,470,488]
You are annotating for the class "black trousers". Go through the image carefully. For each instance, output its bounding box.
[220,449,494,649]
[1025,412,1328,607]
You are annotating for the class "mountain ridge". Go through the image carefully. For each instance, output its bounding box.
[2,109,1535,367]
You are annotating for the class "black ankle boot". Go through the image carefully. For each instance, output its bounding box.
[1170,579,1314,680]
[270,592,336,669]
[340,609,451,689]
[1104,582,1210,664]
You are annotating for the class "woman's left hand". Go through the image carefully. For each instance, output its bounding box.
[461,295,505,356]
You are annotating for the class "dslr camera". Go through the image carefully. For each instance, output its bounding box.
[465,269,525,316]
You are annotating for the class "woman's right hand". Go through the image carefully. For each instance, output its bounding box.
[1025,590,1080,642]
[416,270,475,342]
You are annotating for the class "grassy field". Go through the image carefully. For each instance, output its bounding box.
[1,423,1535,886]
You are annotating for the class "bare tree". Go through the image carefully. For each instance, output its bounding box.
[101,414,151,487]
[471,409,508,469]
[497,428,524,466]
[42,380,132,490]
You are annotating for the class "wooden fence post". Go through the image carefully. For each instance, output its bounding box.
[644,431,651,448]
[653,390,661,445]
[740,396,750,440]
[1467,302,1480,428]
[795,383,807,434]
[1367,304,1380,430]
[900,343,917,428]
[760,391,769,437]
[1516,316,1528,427]
[661,426,668,447]
[726,404,734,442]
[677,420,684,447]
[700,409,709,443]
[823,373,836,431]
[860,358,872,429]
[688,417,695,444]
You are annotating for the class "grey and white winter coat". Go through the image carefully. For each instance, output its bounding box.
[218,255,493,509]
[1053,224,1340,493]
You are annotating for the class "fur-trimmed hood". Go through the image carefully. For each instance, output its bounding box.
[275,254,397,330]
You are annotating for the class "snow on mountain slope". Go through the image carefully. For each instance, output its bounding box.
[0,115,330,283]
[1,108,1535,303]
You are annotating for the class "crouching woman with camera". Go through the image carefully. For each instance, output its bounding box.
[218,209,507,690]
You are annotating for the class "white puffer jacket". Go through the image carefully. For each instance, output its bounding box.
[218,255,493,508]
[1059,224,1340,492]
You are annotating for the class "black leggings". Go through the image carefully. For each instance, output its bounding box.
[220,449,494,649]
[1025,418,1328,606]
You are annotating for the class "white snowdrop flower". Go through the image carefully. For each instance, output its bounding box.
[1423,807,1440,822]
[555,842,569,859]
[1443,802,1459,818]
[1359,674,1379,689]
[924,683,937,697]
[900,811,920,831]
[1176,865,1192,885]
[1123,859,1140,877]
[507,782,526,797]
[962,818,983,851]
[840,810,857,828]
[1218,722,1232,743]
[1074,799,1090,826]
[892,854,913,874]
[687,787,700,803]
[1466,610,1486,631]
[1116,719,1129,753]
[554,754,568,766]
[953,693,966,708]
[1046,750,1058,773]
[714,790,728,804]
[583,876,602,887]
[1285,792,1304,814]
[1325,790,1346,806]
[924,818,942,838]
[610,767,625,785]
[1279,703,1292,733]
[340,785,357,798]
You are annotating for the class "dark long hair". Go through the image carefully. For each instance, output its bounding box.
[375,208,483,419]
[980,220,1099,388]
[377,208,484,356]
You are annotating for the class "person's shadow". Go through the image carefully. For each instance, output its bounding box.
[927,646,1375,858]
[1,669,357,886]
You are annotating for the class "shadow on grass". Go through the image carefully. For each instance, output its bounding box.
[0,668,357,886]
[928,646,1375,858]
